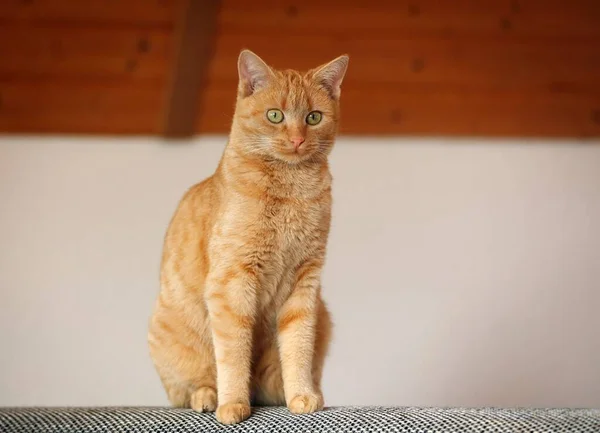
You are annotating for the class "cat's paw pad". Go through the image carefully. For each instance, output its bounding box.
[288,393,323,414]
[190,387,217,412]
[215,402,251,425]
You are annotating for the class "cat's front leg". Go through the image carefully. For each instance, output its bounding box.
[205,269,257,425]
[277,260,324,414]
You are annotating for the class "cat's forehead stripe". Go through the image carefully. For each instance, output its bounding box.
[280,70,310,114]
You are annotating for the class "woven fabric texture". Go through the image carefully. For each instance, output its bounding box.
[1,406,599,433]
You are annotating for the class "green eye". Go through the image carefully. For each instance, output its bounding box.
[266,109,284,124]
[306,111,322,125]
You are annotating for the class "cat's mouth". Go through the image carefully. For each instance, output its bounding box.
[274,148,312,164]
[270,141,310,159]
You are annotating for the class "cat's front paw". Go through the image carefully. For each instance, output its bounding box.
[215,402,251,425]
[190,387,217,412]
[287,392,324,414]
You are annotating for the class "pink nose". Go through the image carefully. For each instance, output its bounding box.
[290,136,305,149]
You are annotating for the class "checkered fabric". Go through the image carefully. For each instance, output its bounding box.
[1,406,599,432]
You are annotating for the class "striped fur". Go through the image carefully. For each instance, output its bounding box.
[148,50,348,425]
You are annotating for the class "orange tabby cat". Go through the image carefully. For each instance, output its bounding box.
[148,49,349,425]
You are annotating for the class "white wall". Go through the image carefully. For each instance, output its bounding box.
[1,136,599,408]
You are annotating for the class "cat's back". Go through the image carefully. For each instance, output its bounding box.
[160,175,221,297]
[149,176,220,375]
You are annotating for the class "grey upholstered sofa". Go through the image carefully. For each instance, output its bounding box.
[1,406,599,432]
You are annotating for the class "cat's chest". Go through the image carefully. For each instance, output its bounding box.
[263,198,325,254]
[256,198,327,307]
[218,192,330,308]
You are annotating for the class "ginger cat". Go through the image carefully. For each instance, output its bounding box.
[148,50,349,425]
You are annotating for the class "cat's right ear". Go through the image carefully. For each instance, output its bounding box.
[238,50,274,98]
[311,54,349,100]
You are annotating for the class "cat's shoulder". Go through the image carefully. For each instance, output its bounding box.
[176,175,222,211]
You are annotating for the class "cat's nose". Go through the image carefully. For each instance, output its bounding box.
[290,136,305,149]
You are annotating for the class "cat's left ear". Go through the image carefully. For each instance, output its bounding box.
[238,49,274,98]
[311,54,349,100]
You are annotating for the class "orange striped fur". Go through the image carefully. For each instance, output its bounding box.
[148,50,349,425]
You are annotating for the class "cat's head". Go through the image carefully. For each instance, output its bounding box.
[231,50,349,164]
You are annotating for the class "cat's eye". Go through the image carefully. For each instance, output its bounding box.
[266,109,284,124]
[306,111,322,125]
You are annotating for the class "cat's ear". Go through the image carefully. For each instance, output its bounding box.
[311,54,349,100]
[238,49,274,98]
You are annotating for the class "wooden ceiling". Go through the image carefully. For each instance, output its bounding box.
[1,0,600,137]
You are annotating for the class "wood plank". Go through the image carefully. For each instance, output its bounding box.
[2,0,598,137]
[337,88,600,137]
[0,0,181,28]
[0,79,165,134]
[196,85,600,137]
[163,0,220,137]
[207,34,600,90]
[512,0,600,38]
[219,0,509,36]
[201,0,600,137]
[0,25,172,80]
[219,0,600,38]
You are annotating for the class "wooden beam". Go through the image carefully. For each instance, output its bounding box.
[163,0,220,138]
